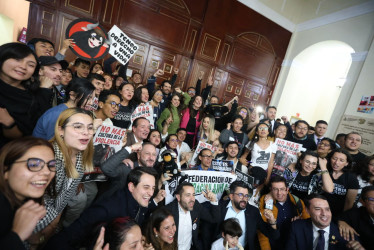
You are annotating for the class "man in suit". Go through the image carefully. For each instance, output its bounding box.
[165,182,221,250]
[286,194,363,250]
[125,117,151,146]
[216,181,279,250]
[308,120,328,148]
[338,186,374,250]
[265,106,278,135]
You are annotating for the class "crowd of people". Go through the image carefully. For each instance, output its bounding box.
[0,37,373,250]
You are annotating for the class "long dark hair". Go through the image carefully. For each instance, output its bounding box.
[133,86,149,105]
[0,137,56,208]
[144,207,177,250]
[105,217,140,249]
[166,93,185,118]
[247,122,270,151]
[187,95,203,122]
[295,150,320,175]
[354,155,374,182]
[327,148,353,173]
[0,42,39,92]
[65,77,96,107]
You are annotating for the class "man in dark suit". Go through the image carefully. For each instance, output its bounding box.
[215,181,279,250]
[338,186,374,250]
[125,117,151,146]
[286,194,363,250]
[165,182,221,250]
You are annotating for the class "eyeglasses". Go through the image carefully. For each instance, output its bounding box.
[239,110,247,115]
[234,193,250,199]
[201,155,213,159]
[188,90,196,94]
[169,139,178,143]
[272,187,287,192]
[258,127,269,131]
[106,101,121,109]
[296,126,308,131]
[65,123,95,135]
[365,197,374,203]
[304,160,317,166]
[14,158,59,172]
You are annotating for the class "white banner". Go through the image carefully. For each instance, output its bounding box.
[165,170,236,204]
[130,103,155,129]
[108,25,138,65]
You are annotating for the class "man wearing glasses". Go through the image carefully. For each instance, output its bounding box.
[94,90,121,126]
[338,185,374,250]
[194,148,214,171]
[216,181,280,249]
[286,120,316,150]
[258,176,309,249]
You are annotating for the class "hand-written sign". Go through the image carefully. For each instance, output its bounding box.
[130,103,154,129]
[211,159,234,172]
[189,140,217,168]
[108,25,138,65]
[235,168,254,190]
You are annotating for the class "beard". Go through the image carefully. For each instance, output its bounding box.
[234,200,247,210]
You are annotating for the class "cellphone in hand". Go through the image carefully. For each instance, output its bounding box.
[265,199,273,210]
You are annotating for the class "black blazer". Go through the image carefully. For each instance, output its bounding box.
[165,199,221,250]
[285,219,348,250]
[218,200,280,250]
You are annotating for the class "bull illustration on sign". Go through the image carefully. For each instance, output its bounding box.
[66,18,110,61]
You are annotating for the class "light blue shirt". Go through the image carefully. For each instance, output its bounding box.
[224,201,246,247]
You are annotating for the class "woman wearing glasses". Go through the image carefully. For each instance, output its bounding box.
[32,77,95,140]
[0,137,56,248]
[283,150,334,201]
[239,122,272,171]
[316,137,336,159]
[324,148,359,217]
[33,108,94,238]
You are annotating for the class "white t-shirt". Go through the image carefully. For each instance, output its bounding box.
[211,238,241,250]
[250,142,273,170]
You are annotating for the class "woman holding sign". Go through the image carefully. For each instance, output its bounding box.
[197,115,221,146]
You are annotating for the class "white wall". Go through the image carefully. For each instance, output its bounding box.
[272,12,374,138]
[0,0,29,43]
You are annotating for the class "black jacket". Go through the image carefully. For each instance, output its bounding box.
[218,199,280,250]
[165,199,221,250]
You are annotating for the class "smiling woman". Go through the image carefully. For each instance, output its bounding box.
[33,108,94,236]
[0,137,56,248]
[0,42,53,148]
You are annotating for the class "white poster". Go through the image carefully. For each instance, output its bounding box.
[335,115,374,155]
[130,103,155,129]
[108,25,138,65]
[189,140,217,168]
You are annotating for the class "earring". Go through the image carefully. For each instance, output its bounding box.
[155,234,158,237]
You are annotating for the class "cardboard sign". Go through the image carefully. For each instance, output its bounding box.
[235,168,254,190]
[130,103,154,129]
[108,25,138,65]
[189,140,217,168]
[271,138,303,176]
[82,125,126,182]
[211,159,234,172]
[66,18,110,61]
[165,170,237,204]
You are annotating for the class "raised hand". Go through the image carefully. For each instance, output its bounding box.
[153,69,164,77]
[203,185,217,202]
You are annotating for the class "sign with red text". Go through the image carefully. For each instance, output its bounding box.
[189,141,217,168]
[130,103,154,129]
[82,125,126,182]
[271,138,303,176]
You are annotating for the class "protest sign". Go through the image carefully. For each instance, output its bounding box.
[82,125,126,182]
[108,25,138,65]
[235,168,254,190]
[130,103,154,129]
[211,159,234,172]
[86,96,98,111]
[271,138,302,176]
[165,170,236,204]
[189,141,217,168]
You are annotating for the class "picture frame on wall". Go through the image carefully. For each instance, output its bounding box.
[133,54,143,65]
[235,87,242,95]
[245,91,251,98]
[253,93,259,101]
[226,84,233,92]
[163,63,173,73]
[150,59,159,69]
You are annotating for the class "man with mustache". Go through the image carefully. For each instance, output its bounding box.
[165,182,221,250]
[217,181,279,249]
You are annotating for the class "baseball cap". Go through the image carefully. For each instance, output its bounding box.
[39,56,68,70]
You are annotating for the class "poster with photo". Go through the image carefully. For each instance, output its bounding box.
[271,138,303,176]
[357,95,374,114]
[189,141,217,168]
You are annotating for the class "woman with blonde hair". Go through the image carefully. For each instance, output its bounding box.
[33,108,94,235]
[198,115,220,146]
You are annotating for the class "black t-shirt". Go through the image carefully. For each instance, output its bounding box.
[324,172,359,216]
[112,104,134,129]
[233,131,244,148]
[350,152,367,169]
[289,174,313,201]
